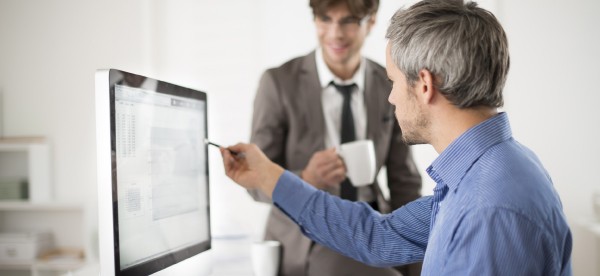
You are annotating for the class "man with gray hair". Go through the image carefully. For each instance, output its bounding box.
[220,0,573,274]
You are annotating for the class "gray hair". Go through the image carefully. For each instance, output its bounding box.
[385,0,509,108]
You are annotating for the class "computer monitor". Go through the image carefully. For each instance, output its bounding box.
[95,69,212,276]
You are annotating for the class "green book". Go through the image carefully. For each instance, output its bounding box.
[0,178,28,200]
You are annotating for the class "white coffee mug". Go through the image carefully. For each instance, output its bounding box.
[251,240,281,276]
[338,140,377,187]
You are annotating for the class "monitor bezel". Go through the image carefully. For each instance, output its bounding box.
[96,69,211,276]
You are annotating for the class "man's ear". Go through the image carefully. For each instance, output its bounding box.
[417,69,436,104]
[366,13,376,33]
[369,13,377,25]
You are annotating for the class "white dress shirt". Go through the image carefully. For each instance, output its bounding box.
[315,48,374,202]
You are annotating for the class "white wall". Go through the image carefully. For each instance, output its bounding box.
[1,0,599,274]
[498,1,600,274]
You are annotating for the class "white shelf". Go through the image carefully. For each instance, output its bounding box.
[0,258,85,271]
[0,137,46,149]
[0,201,82,212]
[0,137,87,276]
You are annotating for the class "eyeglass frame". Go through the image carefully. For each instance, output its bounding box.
[314,13,372,32]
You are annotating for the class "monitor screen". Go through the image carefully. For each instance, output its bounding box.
[95,69,211,276]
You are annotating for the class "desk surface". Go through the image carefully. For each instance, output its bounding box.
[70,237,255,276]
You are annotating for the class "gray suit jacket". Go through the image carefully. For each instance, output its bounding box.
[249,51,422,276]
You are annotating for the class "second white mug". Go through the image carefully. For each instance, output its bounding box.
[251,240,281,276]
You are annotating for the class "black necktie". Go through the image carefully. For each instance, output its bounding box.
[331,82,357,201]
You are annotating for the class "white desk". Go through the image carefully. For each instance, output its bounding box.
[68,237,255,276]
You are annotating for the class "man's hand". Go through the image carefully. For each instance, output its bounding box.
[220,143,284,199]
[301,148,347,189]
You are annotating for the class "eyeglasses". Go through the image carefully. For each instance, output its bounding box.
[315,15,371,32]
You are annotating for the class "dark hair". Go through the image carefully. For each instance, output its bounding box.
[386,0,510,108]
[309,0,379,18]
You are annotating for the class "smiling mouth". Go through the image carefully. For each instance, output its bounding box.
[328,44,348,53]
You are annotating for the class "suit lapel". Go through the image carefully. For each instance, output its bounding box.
[300,51,326,149]
[364,60,383,141]
[364,60,391,203]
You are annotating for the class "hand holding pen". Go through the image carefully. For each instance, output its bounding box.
[214,142,283,199]
[204,138,242,157]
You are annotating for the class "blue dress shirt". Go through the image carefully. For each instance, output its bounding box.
[272,113,572,275]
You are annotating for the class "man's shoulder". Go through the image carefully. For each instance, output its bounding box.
[464,140,561,219]
[365,58,386,71]
[364,58,389,84]
[266,52,314,76]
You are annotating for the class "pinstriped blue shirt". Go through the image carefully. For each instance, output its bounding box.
[273,112,572,275]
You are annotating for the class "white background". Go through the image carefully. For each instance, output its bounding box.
[1,0,599,274]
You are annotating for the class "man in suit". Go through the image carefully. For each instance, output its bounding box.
[248,0,422,275]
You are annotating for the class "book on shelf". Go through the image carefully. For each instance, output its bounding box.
[0,136,46,144]
[0,178,28,200]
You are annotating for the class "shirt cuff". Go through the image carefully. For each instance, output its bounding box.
[272,170,318,220]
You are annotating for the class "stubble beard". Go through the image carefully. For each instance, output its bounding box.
[400,109,430,146]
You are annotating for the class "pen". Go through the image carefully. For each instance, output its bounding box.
[204,138,241,156]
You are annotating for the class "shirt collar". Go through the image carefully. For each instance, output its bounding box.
[427,112,513,191]
[315,47,365,90]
